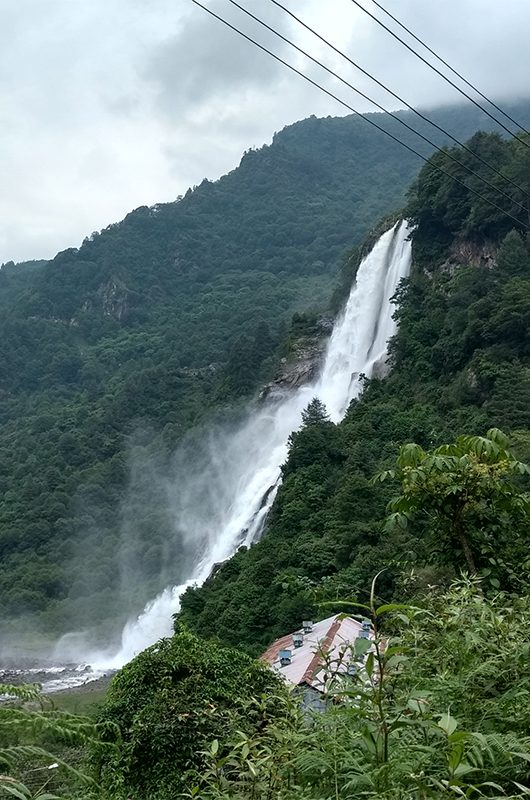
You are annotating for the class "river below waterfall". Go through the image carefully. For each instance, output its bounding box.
[0,664,111,694]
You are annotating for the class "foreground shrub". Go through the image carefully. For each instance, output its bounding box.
[97,627,287,799]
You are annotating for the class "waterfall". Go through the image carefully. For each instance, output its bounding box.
[97,220,412,669]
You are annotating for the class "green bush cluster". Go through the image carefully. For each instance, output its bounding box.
[96,629,286,800]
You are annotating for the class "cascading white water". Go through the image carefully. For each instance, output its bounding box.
[97,220,412,669]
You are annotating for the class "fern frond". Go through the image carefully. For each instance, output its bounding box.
[0,685,41,702]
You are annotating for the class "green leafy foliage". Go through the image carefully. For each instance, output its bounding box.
[376,429,530,579]
[8,583,530,799]
[405,131,530,267]
[7,113,530,795]
[185,580,530,800]
[0,683,106,799]
[96,627,287,799]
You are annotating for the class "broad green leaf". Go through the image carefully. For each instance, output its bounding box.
[360,729,378,755]
[453,762,475,778]
[354,637,372,658]
[385,654,408,670]
[438,712,458,736]
[375,602,413,616]
[448,731,470,743]
[407,696,429,714]
[487,427,510,448]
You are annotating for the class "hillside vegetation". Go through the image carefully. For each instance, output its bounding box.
[2,100,530,645]
[179,129,530,653]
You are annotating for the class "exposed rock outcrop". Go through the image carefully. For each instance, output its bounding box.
[80,278,136,321]
[438,237,498,275]
[96,279,133,320]
[260,315,333,399]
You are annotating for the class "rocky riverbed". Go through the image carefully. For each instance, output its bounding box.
[1,663,114,694]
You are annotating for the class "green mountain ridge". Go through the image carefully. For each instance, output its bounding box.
[2,98,530,648]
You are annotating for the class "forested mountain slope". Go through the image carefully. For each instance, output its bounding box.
[179,129,530,653]
[2,99,530,647]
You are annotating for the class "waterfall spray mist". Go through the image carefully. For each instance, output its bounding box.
[93,220,412,670]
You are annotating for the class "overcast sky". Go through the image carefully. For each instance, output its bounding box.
[2,0,529,263]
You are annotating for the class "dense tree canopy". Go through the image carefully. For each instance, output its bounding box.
[5,104,530,800]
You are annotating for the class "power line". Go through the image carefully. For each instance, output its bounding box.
[265,0,529,202]
[228,0,527,214]
[368,0,530,136]
[348,0,530,152]
[190,0,529,231]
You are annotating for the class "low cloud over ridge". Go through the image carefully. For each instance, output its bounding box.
[2,0,530,262]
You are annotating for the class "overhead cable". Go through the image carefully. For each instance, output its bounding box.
[190,0,529,231]
[348,0,530,152]
[265,0,529,201]
[367,0,530,136]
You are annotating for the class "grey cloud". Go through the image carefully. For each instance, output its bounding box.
[143,0,301,115]
[3,0,530,263]
[341,0,530,111]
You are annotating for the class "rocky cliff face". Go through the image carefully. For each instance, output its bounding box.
[437,237,498,275]
[80,278,135,321]
[260,316,333,399]
[97,279,133,320]
[450,237,497,268]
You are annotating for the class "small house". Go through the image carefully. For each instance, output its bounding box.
[261,614,373,712]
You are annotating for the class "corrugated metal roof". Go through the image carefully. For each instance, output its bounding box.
[261,614,371,691]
